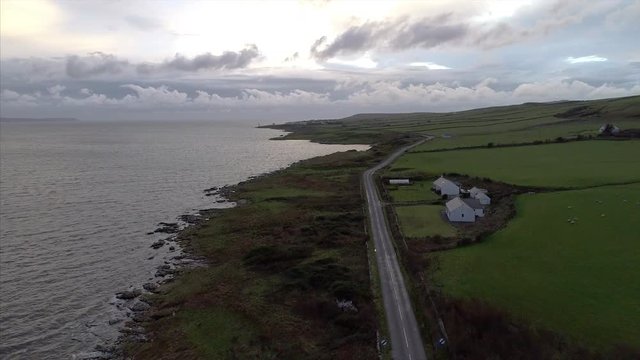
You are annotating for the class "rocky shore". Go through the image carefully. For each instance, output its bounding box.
[80,190,234,360]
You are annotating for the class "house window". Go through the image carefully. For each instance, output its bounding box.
[461,213,464,218]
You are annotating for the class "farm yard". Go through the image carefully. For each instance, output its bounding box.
[435,183,640,350]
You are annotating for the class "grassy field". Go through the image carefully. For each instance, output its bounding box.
[391,140,640,188]
[395,205,457,238]
[387,180,440,203]
[435,183,640,350]
[271,96,640,145]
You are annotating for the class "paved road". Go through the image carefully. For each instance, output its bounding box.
[364,139,429,360]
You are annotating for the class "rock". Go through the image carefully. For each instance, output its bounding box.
[108,318,123,325]
[155,265,176,277]
[129,301,151,312]
[169,246,175,251]
[153,222,180,234]
[116,289,141,300]
[130,312,147,322]
[119,326,145,335]
[150,240,165,249]
[142,282,159,292]
[179,214,200,224]
[216,199,226,203]
[146,232,154,235]
[95,344,115,353]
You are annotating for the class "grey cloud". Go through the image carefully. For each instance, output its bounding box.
[138,45,260,73]
[311,22,383,60]
[311,15,472,60]
[310,1,615,60]
[66,53,129,78]
[124,15,164,31]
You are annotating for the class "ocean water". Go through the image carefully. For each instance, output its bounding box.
[0,119,367,359]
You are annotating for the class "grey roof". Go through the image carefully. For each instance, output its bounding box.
[475,192,491,201]
[445,197,472,212]
[433,176,457,188]
[461,198,484,209]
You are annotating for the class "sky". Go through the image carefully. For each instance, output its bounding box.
[1,0,639,121]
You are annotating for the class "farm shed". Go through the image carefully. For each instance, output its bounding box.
[389,179,411,185]
[446,197,476,222]
[469,187,487,197]
[474,192,491,205]
[462,198,485,217]
[433,176,460,196]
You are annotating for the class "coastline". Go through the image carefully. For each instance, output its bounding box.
[99,129,388,359]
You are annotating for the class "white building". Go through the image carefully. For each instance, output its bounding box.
[445,197,475,222]
[433,176,460,196]
[462,198,485,217]
[389,179,411,185]
[469,187,487,197]
[474,192,491,205]
[598,124,620,135]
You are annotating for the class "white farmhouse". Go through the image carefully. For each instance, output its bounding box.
[433,176,460,196]
[445,197,475,222]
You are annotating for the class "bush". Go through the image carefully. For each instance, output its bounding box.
[243,245,313,271]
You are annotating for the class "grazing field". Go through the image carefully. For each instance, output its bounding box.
[395,205,456,238]
[272,96,639,145]
[391,140,640,188]
[435,183,640,350]
[387,180,440,203]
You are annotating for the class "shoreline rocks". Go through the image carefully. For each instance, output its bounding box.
[115,289,141,300]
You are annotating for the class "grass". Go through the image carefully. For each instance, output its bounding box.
[395,205,457,238]
[391,140,640,188]
[388,180,441,203]
[180,308,257,358]
[435,183,640,350]
[127,145,399,360]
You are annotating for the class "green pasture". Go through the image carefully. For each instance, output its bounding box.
[388,180,440,203]
[435,184,640,350]
[395,204,457,238]
[391,140,640,188]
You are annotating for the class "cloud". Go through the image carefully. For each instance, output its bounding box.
[137,45,260,73]
[4,46,261,80]
[310,1,625,60]
[3,79,638,120]
[408,62,451,70]
[124,15,163,31]
[66,52,129,78]
[565,55,608,64]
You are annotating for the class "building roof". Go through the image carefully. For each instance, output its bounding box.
[446,197,473,212]
[434,176,458,188]
[474,192,491,201]
[462,198,484,209]
[469,186,487,194]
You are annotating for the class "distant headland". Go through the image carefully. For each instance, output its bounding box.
[0,117,79,122]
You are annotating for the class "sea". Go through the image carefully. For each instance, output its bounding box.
[0,119,368,359]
